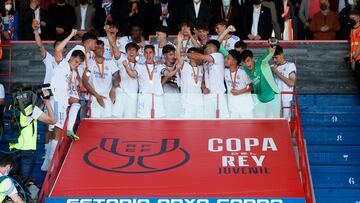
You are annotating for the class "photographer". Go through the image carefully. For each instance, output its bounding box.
[0,154,24,203]
[9,87,56,184]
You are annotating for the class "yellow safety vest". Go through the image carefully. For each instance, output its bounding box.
[9,105,38,151]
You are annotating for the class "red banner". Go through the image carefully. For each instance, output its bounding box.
[50,119,304,199]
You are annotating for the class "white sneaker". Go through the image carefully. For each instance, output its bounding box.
[40,156,50,171]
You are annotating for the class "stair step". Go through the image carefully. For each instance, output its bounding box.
[304,130,360,145]
[311,165,360,173]
[307,145,360,153]
[308,152,360,165]
[299,95,360,106]
[315,197,360,203]
[300,106,360,114]
[301,114,360,126]
[312,173,360,188]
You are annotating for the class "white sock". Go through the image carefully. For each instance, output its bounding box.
[48,139,58,162]
[67,103,81,132]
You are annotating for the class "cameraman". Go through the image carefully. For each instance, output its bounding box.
[0,154,24,203]
[9,88,56,184]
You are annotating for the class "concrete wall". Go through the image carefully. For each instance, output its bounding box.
[0,41,357,94]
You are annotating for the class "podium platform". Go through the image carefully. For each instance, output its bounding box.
[47,119,305,203]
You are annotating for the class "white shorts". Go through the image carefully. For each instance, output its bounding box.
[137,94,165,118]
[203,94,229,118]
[281,99,292,120]
[112,90,138,118]
[253,94,281,118]
[227,93,254,119]
[180,93,204,119]
[90,96,112,118]
[52,100,68,129]
[69,87,79,100]
[163,93,182,118]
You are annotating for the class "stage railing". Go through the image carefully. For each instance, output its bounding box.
[37,91,314,202]
[281,91,315,203]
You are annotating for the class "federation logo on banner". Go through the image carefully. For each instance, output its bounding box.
[84,138,190,174]
[208,138,278,175]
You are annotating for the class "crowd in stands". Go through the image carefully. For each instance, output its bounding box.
[0,0,359,41]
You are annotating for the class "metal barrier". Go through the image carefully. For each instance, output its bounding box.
[281,91,315,203]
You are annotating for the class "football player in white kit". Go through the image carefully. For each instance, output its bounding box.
[212,21,240,50]
[187,40,229,118]
[153,26,175,63]
[224,50,254,118]
[103,25,139,118]
[33,20,66,171]
[82,40,120,118]
[123,45,166,118]
[50,29,85,166]
[161,44,182,117]
[178,34,205,119]
[65,32,97,138]
[174,22,196,55]
[98,21,123,61]
[271,45,296,120]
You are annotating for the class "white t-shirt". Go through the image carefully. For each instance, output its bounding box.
[274,62,296,102]
[153,42,175,63]
[65,45,93,78]
[0,174,17,198]
[210,35,240,50]
[224,67,251,91]
[88,58,118,98]
[0,84,4,99]
[115,55,139,93]
[119,36,146,64]
[136,63,164,95]
[180,38,194,54]
[204,53,226,94]
[42,52,55,84]
[51,59,76,104]
[181,62,203,94]
[98,36,123,61]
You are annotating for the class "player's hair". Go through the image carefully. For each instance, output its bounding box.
[214,20,227,28]
[241,50,254,61]
[0,154,14,168]
[274,45,284,56]
[187,47,204,54]
[71,50,85,62]
[162,45,176,55]
[195,23,209,31]
[144,44,155,52]
[96,40,105,46]
[82,32,97,43]
[125,42,140,52]
[235,40,247,50]
[206,40,221,50]
[228,49,242,65]
[155,26,168,37]
[105,20,119,28]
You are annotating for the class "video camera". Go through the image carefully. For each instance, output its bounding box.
[13,84,53,111]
